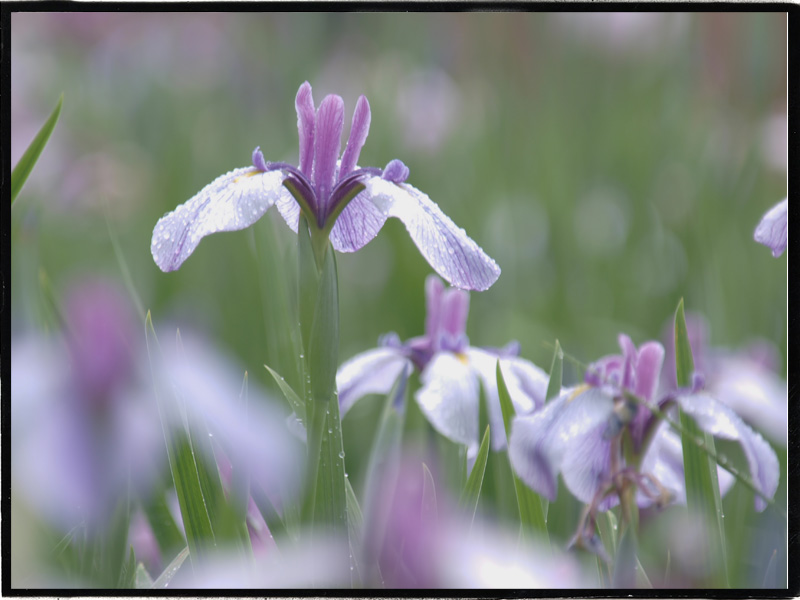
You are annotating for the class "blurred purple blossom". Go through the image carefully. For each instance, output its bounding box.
[754,198,788,257]
[151,81,500,291]
[509,334,779,513]
[337,275,549,458]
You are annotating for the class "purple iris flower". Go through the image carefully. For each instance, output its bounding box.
[151,81,500,291]
[754,197,788,257]
[336,275,549,458]
[509,334,779,513]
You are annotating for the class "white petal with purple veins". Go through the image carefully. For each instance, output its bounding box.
[754,197,788,257]
[362,176,501,291]
[335,347,412,417]
[677,392,779,511]
[328,191,388,252]
[151,167,286,272]
[416,352,480,457]
[509,387,614,502]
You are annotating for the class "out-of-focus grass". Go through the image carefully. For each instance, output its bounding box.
[11,11,787,587]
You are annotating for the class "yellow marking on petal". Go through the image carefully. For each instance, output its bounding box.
[234,170,260,183]
[566,383,590,404]
[456,352,469,366]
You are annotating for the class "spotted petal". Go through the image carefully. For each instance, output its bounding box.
[416,352,480,457]
[676,392,779,511]
[151,167,286,272]
[336,347,412,417]
[360,176,501,291]
[509,387,614,503]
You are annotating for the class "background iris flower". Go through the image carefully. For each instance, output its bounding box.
[337,275,550,458]
[753,198,788,257]
[151,81,500,291]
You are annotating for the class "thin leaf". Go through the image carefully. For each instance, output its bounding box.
[135,563,155,589]
[145,312,215,567]
[11,93,63,204]
[151,546,190,589]
[140,489,185,566]
[496,362,549,545]
[545,339,563,403]
[309,244,339,404]
[458,425,490,526]
[117,547,137,589]
[674,299,729,586]
[345,476,364,587]
[611,524,637,588]
[635,556,653,589]
[250,483,291,544]
[421,463,438,521]
[264,363,305,423]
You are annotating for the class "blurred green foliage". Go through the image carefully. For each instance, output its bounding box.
[11,12,787,588]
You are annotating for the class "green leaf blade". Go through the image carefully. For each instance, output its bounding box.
[12,93,63,204]
[458,425,490,526]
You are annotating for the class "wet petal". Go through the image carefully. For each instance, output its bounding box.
[754,198,788,257]
[295,81,316,177]
[328,190,388,252]
[416,352,480,457]
[339,95,371,180]
[360,176,501,291]
[466,347,548,451]
[151,167,286,272]
[335,347,412,417]
[509,387,614,502]
[677,392,779,511]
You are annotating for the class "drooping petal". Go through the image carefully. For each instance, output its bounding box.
[466,347,548,451]
[754,198,788,257]
[151,167,286,272]
[676,392,779,511]
[509,387,615,503]
[338,95,371,180]
[313,94,345,217]
[328,190,388,252]
[360,176,501,291]
[295,82,316,177]
[336,347,412,418]
[416,352,480,457]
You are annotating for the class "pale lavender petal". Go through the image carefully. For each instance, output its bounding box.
[441,287,470,339]
[313,94,345,215]
[335,347,412,417]
[713,358,787,445]
[360,176,501,291]
[274,187,302,233]
[634,341,664,402]
[509,387,615,502]
[252,146,268,172]
[424,274,445,342]
[677,392,779,511]
[560,419,614,508]
[338,95,371,180]
[295,81,316,177]
[618,334,637,390]
[754,198,788,257]
[466,347,549,451]
[328,191,388,253]
[416,352,480,457]
[151,167,286,272]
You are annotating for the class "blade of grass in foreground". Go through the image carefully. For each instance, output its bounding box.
[11,93,63,204]
[674,299,729,586]
[497,362,549,546]
[458,425,490,527]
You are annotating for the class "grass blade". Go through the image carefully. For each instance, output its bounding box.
[497,362,549,545]
[264,363,305,423]
[545,339,563,403]
[151,546,190,589]
[458,425,490,526]
[674,298,729,586]
[11,93,63,204]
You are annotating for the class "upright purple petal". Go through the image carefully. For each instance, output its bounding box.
[441,287,470,340]
[509,387,615,503]
[618,334,637,391]
[634,342,664,402]
[338,95,371,181]
[676,392,779,511]
[416,352,480,458]
[360,176,501,291]
[754,198,788,257]
[295,82,316,177]
[335,347,412,417]
[151,167,286,272]
[425,275,445,342]
[313,94,345,217]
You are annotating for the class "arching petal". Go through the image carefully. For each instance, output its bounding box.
[360,176,501,291]
[151,167,286,272]
[753,198,787,257]
[416,352,480,457]
[328,190,388,252]
[336,347,412,417]
[509,387,614,502]
[466,347,548,452]
[676,392,779,511]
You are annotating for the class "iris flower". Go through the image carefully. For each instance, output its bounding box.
[509,334,779,513]
[336,275,549,458]
[754,197,788,257]
[151,81,500,291]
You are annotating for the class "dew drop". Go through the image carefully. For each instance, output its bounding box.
[338,451,345,459]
